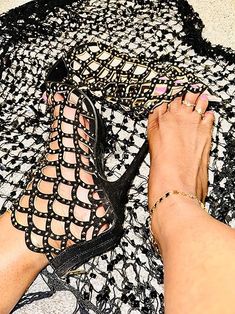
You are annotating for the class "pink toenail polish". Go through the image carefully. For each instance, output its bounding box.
[154,86,167,95]
[42,92,48,102]
[201,94,208,100]
[175,79,183,83]
[191,84,200,88]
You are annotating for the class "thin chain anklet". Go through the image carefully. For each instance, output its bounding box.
[149,190,209,250]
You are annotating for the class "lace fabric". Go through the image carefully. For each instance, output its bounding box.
[0,0,234,313]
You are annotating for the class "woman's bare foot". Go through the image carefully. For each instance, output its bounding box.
[147,92,214,247]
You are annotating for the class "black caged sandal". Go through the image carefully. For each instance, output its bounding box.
[46,41,209,119]
[11,84,148,278]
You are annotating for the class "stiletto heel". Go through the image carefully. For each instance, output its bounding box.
[11,85,148,278]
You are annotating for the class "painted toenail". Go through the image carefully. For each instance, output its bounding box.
[205,111,214,115]
[42,92,48,102]
[154,85,167,95]
[191,84,201,88]
[201,94,208,100]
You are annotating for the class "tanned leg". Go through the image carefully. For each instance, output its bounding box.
[148,92,235,314]
[0,212,48,313]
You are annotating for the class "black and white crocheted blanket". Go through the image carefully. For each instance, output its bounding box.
[0,0,234,313]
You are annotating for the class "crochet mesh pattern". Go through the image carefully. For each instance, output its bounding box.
[0,0,235,313]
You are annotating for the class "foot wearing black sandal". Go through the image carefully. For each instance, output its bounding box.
[11,85,148,277]
[46,42,209,118]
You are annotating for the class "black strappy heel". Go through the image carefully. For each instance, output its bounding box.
[11,84,148,278]
[46,41,207,118]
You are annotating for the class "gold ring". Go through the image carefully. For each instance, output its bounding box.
[195,107,205,117]
[183,100,195,108]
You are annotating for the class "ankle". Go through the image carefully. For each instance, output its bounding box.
[25,250,48,271]
[150,195,208,252]
[148,165,197,209]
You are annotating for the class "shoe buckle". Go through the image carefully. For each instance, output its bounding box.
[66,267,86,277]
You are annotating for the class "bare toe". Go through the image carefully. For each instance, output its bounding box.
[148,102,168,128]
[202,111,215,126]
[48,92,64,105]
[154,102,168,117]
[194,94,209,117]
[169,96,182,112]
[183,92,199,111]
